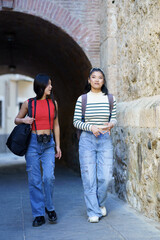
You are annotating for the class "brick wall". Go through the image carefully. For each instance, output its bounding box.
[0,0,100,67]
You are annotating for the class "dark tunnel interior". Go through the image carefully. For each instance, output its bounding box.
[0,11,91,169]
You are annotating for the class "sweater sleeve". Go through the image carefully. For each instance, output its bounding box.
[73,96,92,131]
[110,96,117,125]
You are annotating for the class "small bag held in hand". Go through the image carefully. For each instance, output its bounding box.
[6,98,33,156]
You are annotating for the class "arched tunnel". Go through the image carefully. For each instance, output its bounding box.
[0,11,92,170]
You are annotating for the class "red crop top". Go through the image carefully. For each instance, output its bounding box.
[28,99,55,130]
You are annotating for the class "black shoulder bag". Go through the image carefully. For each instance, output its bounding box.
[6,98,33,156]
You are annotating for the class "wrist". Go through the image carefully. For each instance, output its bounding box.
[91,125,96,132]
[110,122,114,128]
[22,118,25,124]
[90,125,93,132]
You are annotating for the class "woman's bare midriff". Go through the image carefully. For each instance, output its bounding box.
[32,129,53,135]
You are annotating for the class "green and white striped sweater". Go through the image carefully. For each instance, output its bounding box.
[73,91,117,132]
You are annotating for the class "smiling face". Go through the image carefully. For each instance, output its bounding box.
[88,71,104,93]
[44,79,52,97]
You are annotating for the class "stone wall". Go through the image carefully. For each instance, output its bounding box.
[112,95,160,220]
[116,0,160,101]
[100,0,117,96]
[115,0,160,221]
[100,0,160,221]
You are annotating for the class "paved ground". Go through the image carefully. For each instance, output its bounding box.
[0,153,160,240]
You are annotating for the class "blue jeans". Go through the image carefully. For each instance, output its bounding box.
[25,133,55,218]
[79,131,113,217]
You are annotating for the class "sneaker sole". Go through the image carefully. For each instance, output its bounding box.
[88,218,99,223]
[48,217,57,223]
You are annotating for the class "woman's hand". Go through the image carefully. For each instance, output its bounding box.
[55,146,62,159]
[91,125,104,137]
[101,122,114,135]
[23,117,35,125]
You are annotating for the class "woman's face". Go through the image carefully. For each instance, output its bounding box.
[44,79,52,96]
[88,71,104,92]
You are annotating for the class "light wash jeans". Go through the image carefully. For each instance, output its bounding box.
[25,133,55,218]
[79,131,113,218]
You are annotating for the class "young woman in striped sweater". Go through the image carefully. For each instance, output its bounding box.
[73,68,117,223]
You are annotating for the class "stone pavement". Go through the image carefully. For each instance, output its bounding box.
[0,153,160,240]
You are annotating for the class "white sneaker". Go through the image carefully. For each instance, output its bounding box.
[88,216,99,223]
[100,206,107,217]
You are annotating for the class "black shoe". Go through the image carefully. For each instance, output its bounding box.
[32,216,45,227]
[45,208,57,223]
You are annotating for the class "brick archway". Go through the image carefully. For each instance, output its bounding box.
[0,10,92,165]
[0,0,100,67]
[0,0,100,168]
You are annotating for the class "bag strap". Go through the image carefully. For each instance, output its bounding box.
[46,99,52,135]
[108,94,113,122]
[33,99,37,133]
[28,98,33,117]
[81,93,113,123]
[81,94,87,122]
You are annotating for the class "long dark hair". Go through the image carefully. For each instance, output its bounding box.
[34,73,57,118]
[84,68,108,95]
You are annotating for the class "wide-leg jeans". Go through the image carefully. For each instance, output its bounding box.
[79,131,113,218]
[25,133,55,218]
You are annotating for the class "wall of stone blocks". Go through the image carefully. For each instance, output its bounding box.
[116,0,160,102]
[112,95,160,221]
[100,0,160,221]
[100,0,117,96]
